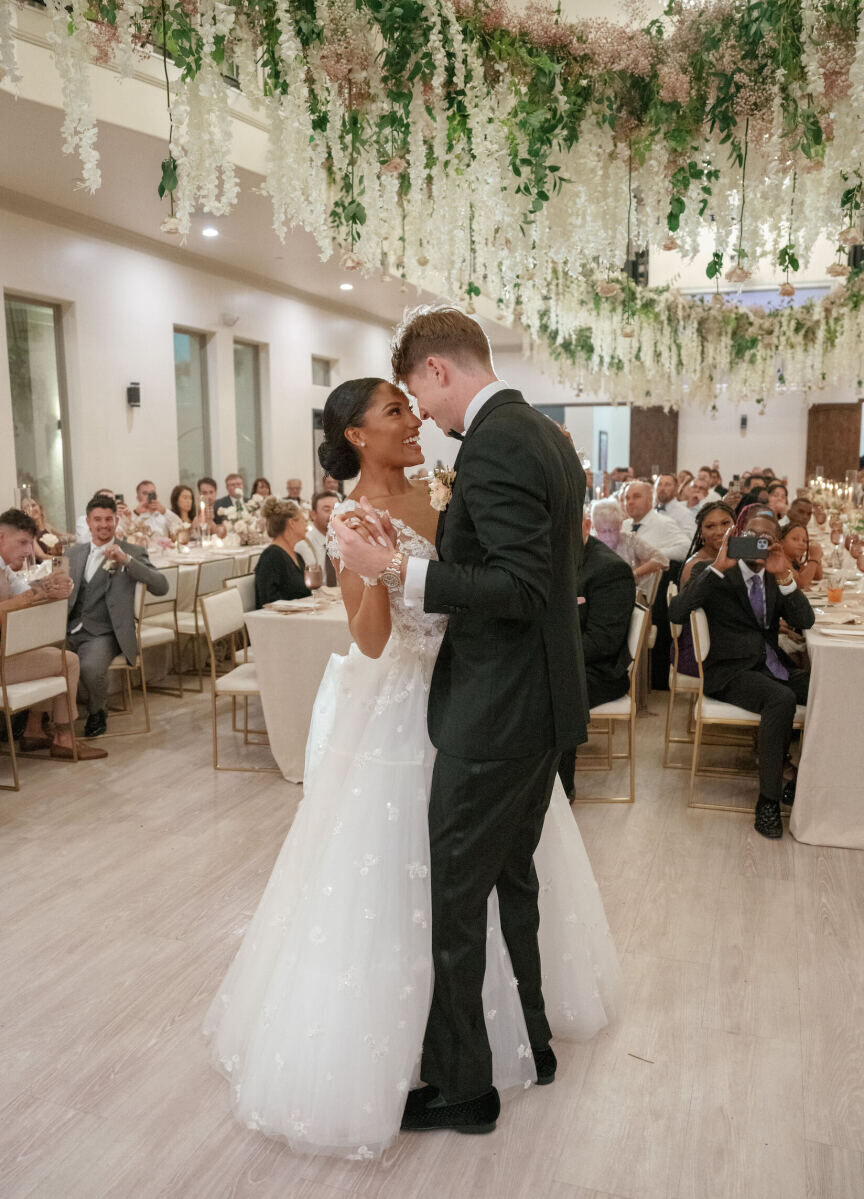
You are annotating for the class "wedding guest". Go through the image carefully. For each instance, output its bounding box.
[214,473,246,522]
[197,477,225,536]
[787,496,813,528]
[669,510,813,839]
[254,498,312,609]
[251,477,272,498]
[284,478,305,503]
[66,495,169,738]
[695,466,722,503]
[21,497,68,561]
[591,500,668,579]
[75,488,131,543]
[170,485,197,524]
[296,491,340,586]
[780,522,823,590]
[680,478,709,521]
[709,467,727,496]
[131,480,179,540]
[608,466,629,494]
[653,473,693,535]
[679,502,736,589]
[558,514,635,800]
[322,473,346,499]
[768,482,789,524]
[0,508,106,761]
[677,468,694,490]
[622,482,691,563]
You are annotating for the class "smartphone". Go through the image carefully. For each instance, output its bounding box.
[115,492,124,504]
[147,491,156,502]
[52,556,70,576]
[728,534,771,559]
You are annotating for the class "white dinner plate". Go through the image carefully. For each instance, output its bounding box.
[818,626,864,640]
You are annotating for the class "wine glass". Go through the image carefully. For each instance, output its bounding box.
[20,553,36,582]
[303,563,324,608]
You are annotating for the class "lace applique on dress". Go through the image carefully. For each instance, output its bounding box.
[326,499,446,659]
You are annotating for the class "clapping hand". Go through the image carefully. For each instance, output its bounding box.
[31,573,74,599]
[102,543,131,567]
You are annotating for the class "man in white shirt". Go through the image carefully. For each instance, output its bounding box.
[653,473,693,535]
[695,466,722,504]
[75,488,131,543]
[0,507,107,761]
[622,481,692,562]
[130,479,175,541]
[296,491,340,584]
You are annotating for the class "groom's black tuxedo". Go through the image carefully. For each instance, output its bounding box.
[425,389,589,758]
[419,388,589,1104]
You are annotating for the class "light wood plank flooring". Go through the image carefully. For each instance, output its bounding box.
[1,689,862,1198]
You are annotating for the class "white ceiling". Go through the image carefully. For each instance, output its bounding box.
[0,91,523,349]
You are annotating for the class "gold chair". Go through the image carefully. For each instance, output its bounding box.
[572,602,650,805]
[199,589,279,773]
[663,580,701,768]
[0,600,78,791]
[688,608,806,811]
[145,557,235,691]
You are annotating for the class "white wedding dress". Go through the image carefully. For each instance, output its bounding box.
[204,503,619,1159]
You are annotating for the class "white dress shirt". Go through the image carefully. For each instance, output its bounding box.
[296,525,327,570]
[0,553,31,598]
[709,557,797,597]
[621,508,691,563]
[404,380,510,604]
[656,498,695,536]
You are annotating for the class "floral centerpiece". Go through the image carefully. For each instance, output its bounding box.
[219,494,266,546]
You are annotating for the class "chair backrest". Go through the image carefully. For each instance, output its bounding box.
[626,603,649,672]
[144,564,178,605]
[667,580,683,640]
[637,570,661,608]
[690,608,710,671]
[200,588,245,645]
[248,550,263,572]
[196,557,235,598]
[223,573,256,613]
[1,599,69,659]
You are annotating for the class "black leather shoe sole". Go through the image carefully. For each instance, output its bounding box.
[84,711,107,738]
[401,1087,500,1135]
[533,1046,557,1085]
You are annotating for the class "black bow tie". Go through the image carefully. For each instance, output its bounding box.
[448,429,464,441]
[632,523,642,532]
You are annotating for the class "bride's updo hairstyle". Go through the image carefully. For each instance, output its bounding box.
[318,377,386,481]
[262,496,301,540]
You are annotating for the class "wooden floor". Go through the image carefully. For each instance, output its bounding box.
[2,687,863,1199]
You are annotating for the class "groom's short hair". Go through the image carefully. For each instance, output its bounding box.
[391,305,493,382]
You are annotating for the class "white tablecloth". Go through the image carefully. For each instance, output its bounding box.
[791,624,864,849]
[151,547,258,611]
[245,605,352,783]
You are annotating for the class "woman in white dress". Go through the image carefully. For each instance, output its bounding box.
[204,378,619,1159]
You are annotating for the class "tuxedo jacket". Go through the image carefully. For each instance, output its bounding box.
[424,390,589,760]
[578,535,635,707]
[667,560,814,694]
[66,540,169,664]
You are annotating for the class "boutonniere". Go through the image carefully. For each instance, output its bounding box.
[429,468,457,513]
[102,558,118,575]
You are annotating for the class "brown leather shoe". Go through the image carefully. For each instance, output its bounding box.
[20,735,52,752]
[50,740,109,761]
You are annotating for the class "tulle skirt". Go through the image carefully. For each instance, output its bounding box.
[204,640,618,1158]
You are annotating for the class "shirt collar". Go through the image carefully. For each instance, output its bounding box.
[463,379,509,435]
[89,538,114,554]
[738,559,765,584]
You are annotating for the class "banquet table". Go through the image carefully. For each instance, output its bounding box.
[150,546,259,610]
[791,594,864,849]
[245,603,353,783]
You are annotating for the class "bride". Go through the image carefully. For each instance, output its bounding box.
[204,377,619,1159]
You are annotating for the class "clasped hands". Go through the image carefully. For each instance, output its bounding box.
[333,498,399,579]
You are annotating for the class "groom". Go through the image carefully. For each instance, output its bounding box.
[336,305,588,1134]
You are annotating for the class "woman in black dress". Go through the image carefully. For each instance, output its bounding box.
[254,498,312,608]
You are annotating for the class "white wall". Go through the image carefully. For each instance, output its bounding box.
[0,207,408,517]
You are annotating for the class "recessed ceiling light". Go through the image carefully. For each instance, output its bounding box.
[201,226,219,238]
[339,282,354,291]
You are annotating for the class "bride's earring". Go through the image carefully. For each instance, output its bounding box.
[359,441,366,447]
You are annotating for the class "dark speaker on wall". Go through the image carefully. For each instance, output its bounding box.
[127,382,141,408]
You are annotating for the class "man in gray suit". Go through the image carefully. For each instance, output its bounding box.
[66,494,169,737]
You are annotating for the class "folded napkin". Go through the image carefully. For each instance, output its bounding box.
[819,626,864,639]
[813,608,861,625]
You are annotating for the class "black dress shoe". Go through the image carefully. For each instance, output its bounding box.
[533,1045,557,1085]
[400,1085,499,1134]
[84,710,107,738]
[754,797,783,839]
[781,778,796,806]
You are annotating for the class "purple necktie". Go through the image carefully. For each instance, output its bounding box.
[747,574,788,681]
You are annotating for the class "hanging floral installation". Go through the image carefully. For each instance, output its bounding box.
[3,0,864,406]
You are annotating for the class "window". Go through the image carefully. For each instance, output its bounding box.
[234,341,262,484]
[4,294,73,528]
[173,329,210,490]
[311,356,333,388]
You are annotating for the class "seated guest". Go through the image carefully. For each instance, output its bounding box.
[130,480,179,541]
[622,482,691,563]
[709,466,727,496]
[591,500,668,580]
[214,473,246,523]
[284,478,305,503]
[780,522,823,590]
[679,502,736,588]
[322,473,346,499]
[694,466,722,503]
[669,510,814,840]
[0,508,106,761]
[66,495,169,738]
[653,473,692,535]
[250,477,272,499]
[75,488,131,543]
[768,482,789,525]
[254,498,312,608]
[197,476,225,536]
[558,515,636,799]
[169,485,200,543]
[679,478,709,524]
[787,496,813,529]
[608,466,630,494]
[296,491,340,586]
[21,497,70,560]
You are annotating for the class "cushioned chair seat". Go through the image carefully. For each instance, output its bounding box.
[669,667,700,692]
[590,696,632,718]
[700,698,807,725]
[140,625,177,649]
[145,611,201,635]
[109,653,136,669]
[3,677,69,710]
[214,663,259,695]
